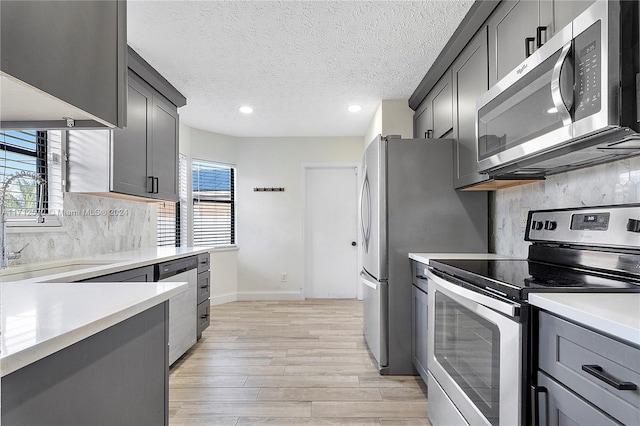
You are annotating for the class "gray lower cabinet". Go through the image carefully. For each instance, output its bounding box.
[197,252,211,339]
[537,311,640,425]
[0,0,126,129]
[452,27,490,189]
[411,284,428,382]
[411,261,429,383]
[81,265,155,282]
[1,302,169,426]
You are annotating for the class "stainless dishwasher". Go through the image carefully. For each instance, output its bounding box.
[157,256,198,365]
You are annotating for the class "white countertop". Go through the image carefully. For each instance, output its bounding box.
[1,280,187,376]
[409,252,517,264]
[529,293,640,347]
[0,246,215,376]
[0,246,214,283]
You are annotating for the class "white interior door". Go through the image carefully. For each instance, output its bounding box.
[304,165,359,299]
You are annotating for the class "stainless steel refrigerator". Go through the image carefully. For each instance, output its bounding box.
[359,135,488,375]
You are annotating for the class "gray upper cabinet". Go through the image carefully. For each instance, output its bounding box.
[151,93,180,201]
[67,48,184,202]
[112,70,179,200]
[487,0,540,86]
[488,0,596,86]
[414,70,453,139]
[414,101,433,139]
[452,27,489,189]
[0,0,126,130]
[111,72,153,197]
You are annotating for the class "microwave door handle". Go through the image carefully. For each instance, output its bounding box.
[551,42,572,127]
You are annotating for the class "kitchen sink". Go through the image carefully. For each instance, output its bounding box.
[0,260,115,282]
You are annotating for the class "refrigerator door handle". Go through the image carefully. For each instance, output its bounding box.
[359,165,371,252]
[360,270,378,290]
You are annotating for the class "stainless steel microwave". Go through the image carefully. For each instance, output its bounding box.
[476,0,640,177]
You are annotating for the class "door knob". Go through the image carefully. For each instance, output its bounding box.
[351,241,357,246]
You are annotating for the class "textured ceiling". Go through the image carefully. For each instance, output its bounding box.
[127,1,473,137]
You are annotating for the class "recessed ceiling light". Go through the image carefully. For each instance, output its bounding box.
[348,105,362,113]
[239,106,254,114]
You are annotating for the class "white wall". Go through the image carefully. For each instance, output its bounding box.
[180,123,239,304]
[236,136,363,299]
[364,100,414,148]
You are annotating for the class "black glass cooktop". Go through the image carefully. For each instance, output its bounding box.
[429,259,640,301]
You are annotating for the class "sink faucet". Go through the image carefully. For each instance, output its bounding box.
[1,171,46,269]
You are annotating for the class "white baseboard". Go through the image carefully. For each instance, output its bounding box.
[209,292,238,306]
[236,291,304,301]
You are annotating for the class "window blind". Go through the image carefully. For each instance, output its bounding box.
[1,130,62,225]
[192,160,235,246]
[156,154,187,247]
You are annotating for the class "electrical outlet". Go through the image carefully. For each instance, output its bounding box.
[280,272,288,282]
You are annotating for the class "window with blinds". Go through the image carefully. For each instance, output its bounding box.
[1,130,62,226]
[157,154,187,247]
[192,160,235,247]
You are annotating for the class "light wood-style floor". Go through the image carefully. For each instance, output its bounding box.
[169,300,430,425]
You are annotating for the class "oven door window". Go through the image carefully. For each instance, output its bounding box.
[434,291,501,425]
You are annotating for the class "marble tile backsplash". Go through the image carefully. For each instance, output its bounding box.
[492,156,640,258]
[5,193,156,265]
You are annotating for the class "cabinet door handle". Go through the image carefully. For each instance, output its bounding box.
[147,176,154,193]
[582,365,638,390]
[153,177,159,194]
[426,129,433,139]
[525,37,536,58]
[200,314,210,319]
[536,26,547,48]
[532,386,547,426]
[200,285,209,289]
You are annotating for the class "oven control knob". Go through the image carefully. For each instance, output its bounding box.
[545,220,557,230]
[627,218,640,233]
[532,220,544,230]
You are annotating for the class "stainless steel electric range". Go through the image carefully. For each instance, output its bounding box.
[425,204,640,426]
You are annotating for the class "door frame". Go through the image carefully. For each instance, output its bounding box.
[301,162,362,300]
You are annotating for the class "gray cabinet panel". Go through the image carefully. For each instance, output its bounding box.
[452,27,489,189]
[82,265,155,282]
[411,284,428,383]
[413,71,452,140]
[550,0,595,36]
[432,70,453,139]
[414,101,433,139]
[197,271,211,304]
[112,72,153,197]
[197,300,211,338]
[0,0,126,128]
[538,311,640,425]
[488,0,539,86]
[537,372,622,426]
[1,303,168,426]
[152,94,179,201]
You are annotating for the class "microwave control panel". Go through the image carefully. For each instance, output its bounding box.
[574,21,602,121]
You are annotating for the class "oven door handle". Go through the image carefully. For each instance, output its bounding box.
[426,268,520,318]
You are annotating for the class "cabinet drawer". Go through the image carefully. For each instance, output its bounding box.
[197,271,210,305]
[538,311,640,425]
[197,252,210,274]
[537,372,622,426]
[197,301,210,337]
[412,261,429,293]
